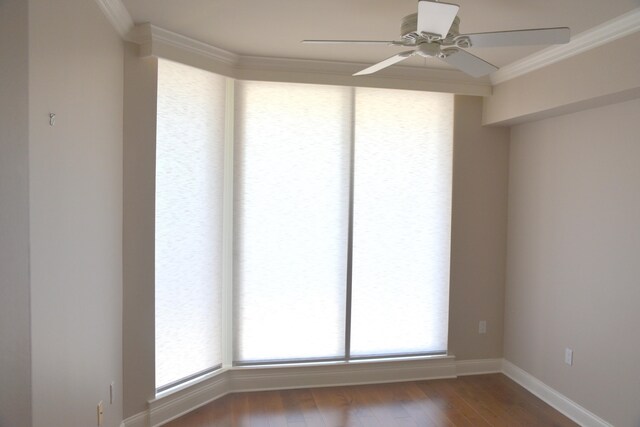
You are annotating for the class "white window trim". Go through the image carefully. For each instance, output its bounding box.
[221,77,235,369]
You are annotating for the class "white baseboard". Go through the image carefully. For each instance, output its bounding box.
[123,357,614,427]
[229,356,457,393]
[142,356,456,427]
[148,371,230,427]
[120,410,148,427]
[455,358,503,376]
[502,360,613,427]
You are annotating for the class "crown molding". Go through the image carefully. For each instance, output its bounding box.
[93,0,134,39]
[97,1,639,89]
[137,23,482,85]
[147,25,240,65]
[491,7,640,85]
[128,24,490,95]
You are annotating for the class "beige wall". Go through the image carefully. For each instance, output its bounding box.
[449,96,509,360]
[0,0,32,426]
[505,98,640,427]
[123,43,158,418]
[28,0,124,426]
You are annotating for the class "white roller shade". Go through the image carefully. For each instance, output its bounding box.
[155,59,226,388]
[233,81,352,363]
[350,88,453,357]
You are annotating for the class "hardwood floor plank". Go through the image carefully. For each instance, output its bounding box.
[404,382,455,427]
[259,390,288,427]
[490,374,579,427]
[464,375,542,426]
[209,395,232,427]
[430,377,512,427]
[247,391,273,427]
[414,380,476,427]
[425,379,492,427]
[376,382,443,427]
[291,389,326,427]
[349,383,403,426]
[457,375,533,426]
[477,374,553,426]
[229,392,249,426]
[335,385,384,427]
[280,389,309,425]
[161,374,579,427]
[311,386,364,427]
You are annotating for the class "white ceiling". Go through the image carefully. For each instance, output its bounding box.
[121,0,639,71]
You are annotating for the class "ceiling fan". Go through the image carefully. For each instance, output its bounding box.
[302,0,570,77]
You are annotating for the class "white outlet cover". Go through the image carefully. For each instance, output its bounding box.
[565,348,573,365]
[479,320,487,334]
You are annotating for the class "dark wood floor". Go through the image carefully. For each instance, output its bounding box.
[164,374,578,427]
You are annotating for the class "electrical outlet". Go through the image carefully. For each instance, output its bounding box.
[479,320,487,334]
[97,401,104,426]
[110,382,114,405]
[565,348,573,366]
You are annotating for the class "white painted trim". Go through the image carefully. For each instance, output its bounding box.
[131,22,484,86]
[121,410,149,427]
[127,24,490,95]
[93,0,134,39]
[455,358,502,376]
[502,360,614,427]
[221,78,235,369]
[140,356,455,426]
[123,358,616,427]
[491,7,640,84]
[149,25,239,66]
[149,372,231,427]
[228,356,457,392]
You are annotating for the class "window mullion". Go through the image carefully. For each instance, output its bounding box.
[221,77,235,369]
[345,87,356,361]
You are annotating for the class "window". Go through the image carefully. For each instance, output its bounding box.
[234,81,352,363]
[155,59,226,390]
[350,88,452,357]
[155,68,453,388]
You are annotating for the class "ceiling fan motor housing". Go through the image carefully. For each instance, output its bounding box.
[401,13,460,40]
[416,42,442,58]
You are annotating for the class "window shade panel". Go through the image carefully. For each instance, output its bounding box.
[350,88,453,357]
[155,59,225,388]
[234,81,351,363]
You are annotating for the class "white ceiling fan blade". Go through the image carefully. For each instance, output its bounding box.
[441,49,498,77]
[353,50,414,76]
[462,27,571,48]
[417,0,460,38]
[302,40,401,45]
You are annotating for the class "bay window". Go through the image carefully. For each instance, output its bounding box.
[155,58,453,390]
